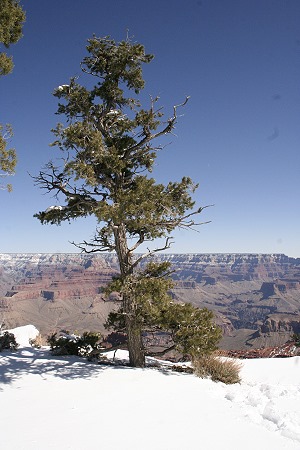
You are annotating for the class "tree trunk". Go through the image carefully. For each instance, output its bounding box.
[126,315,145,367]
[114,223,145,368]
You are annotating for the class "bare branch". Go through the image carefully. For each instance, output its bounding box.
[31,163,108,203]
[124,96,190,159]
[71,239,115,253]
[128,231,145,253]
[155,205,213,231]
[132,237,174,270]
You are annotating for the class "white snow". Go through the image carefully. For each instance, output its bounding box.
[107,109,121,116]
[0,326,300,450]
[6,324,39,347]
[57,84,69,91]
[45,205,64,213]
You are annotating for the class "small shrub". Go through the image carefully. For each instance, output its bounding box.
[30,333,48,348]
[47,331,102,356]
[292,333,300,347]
[0,331,19,351]
[193,354,242,384]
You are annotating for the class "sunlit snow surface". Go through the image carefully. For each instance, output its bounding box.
[0,326,299,450]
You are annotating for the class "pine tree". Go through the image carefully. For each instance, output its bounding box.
[0,0,25,190]
[34,36,221,367]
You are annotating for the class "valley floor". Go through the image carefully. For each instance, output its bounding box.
[0,326,300,450]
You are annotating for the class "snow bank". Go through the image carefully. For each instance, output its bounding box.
[6,324,39,347]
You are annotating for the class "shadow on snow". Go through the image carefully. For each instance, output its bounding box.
[0,347,115,386]
[0,347,178,387]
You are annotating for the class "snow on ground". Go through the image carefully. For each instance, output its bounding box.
[0,326,300,450]
[6,324,39,347]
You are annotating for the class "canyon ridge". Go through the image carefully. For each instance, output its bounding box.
[1,253,300,349]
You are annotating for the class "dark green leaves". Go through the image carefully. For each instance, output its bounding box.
[82,37,153,98]
[0,0,25,76]
[0,0,25,189]
[105,262,222,358]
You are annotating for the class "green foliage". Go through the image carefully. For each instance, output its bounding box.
[0,124,16,191]
[47,331,102,356]
[0,0,25,46]
[0,0,25,189]
[0,52,13,76]
[0,331,19,351]
[105,262,174,328]
[34,36,201,248]
[0,124,16,168]
[106,261,222,359]
[0,0,26,76]
[193,355,242,384]
[160,303,222,358]
[82,36,153,105]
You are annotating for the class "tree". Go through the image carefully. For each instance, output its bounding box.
[105,262,222,361]
[34,36,221,367]
[0,0,26,190]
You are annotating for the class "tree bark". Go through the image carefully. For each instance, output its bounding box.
[114,223,145,367]
[126,313,145,367]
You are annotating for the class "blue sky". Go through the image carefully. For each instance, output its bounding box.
[1,0,300,256]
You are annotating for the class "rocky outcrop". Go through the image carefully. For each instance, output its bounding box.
[259,314,300,334]
[221,341,300,359]
[260,280,300,298]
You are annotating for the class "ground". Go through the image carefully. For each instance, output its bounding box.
[0,325,299,450]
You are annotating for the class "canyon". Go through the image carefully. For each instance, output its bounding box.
[0,253,300,349]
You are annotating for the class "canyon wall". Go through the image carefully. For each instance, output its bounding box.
[0,253,299,348]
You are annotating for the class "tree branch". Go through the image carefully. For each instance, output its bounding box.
[71,238,115,253]
[32,163,108,202]
[132,237,174,270]
[123,96,190,159]
[145,344,176,357]
[128,231,145,253]
[156,205,213,230]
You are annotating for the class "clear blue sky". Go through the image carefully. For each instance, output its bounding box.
[1,0,300,256]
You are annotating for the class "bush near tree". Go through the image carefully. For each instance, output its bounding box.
[34,35,221,367]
